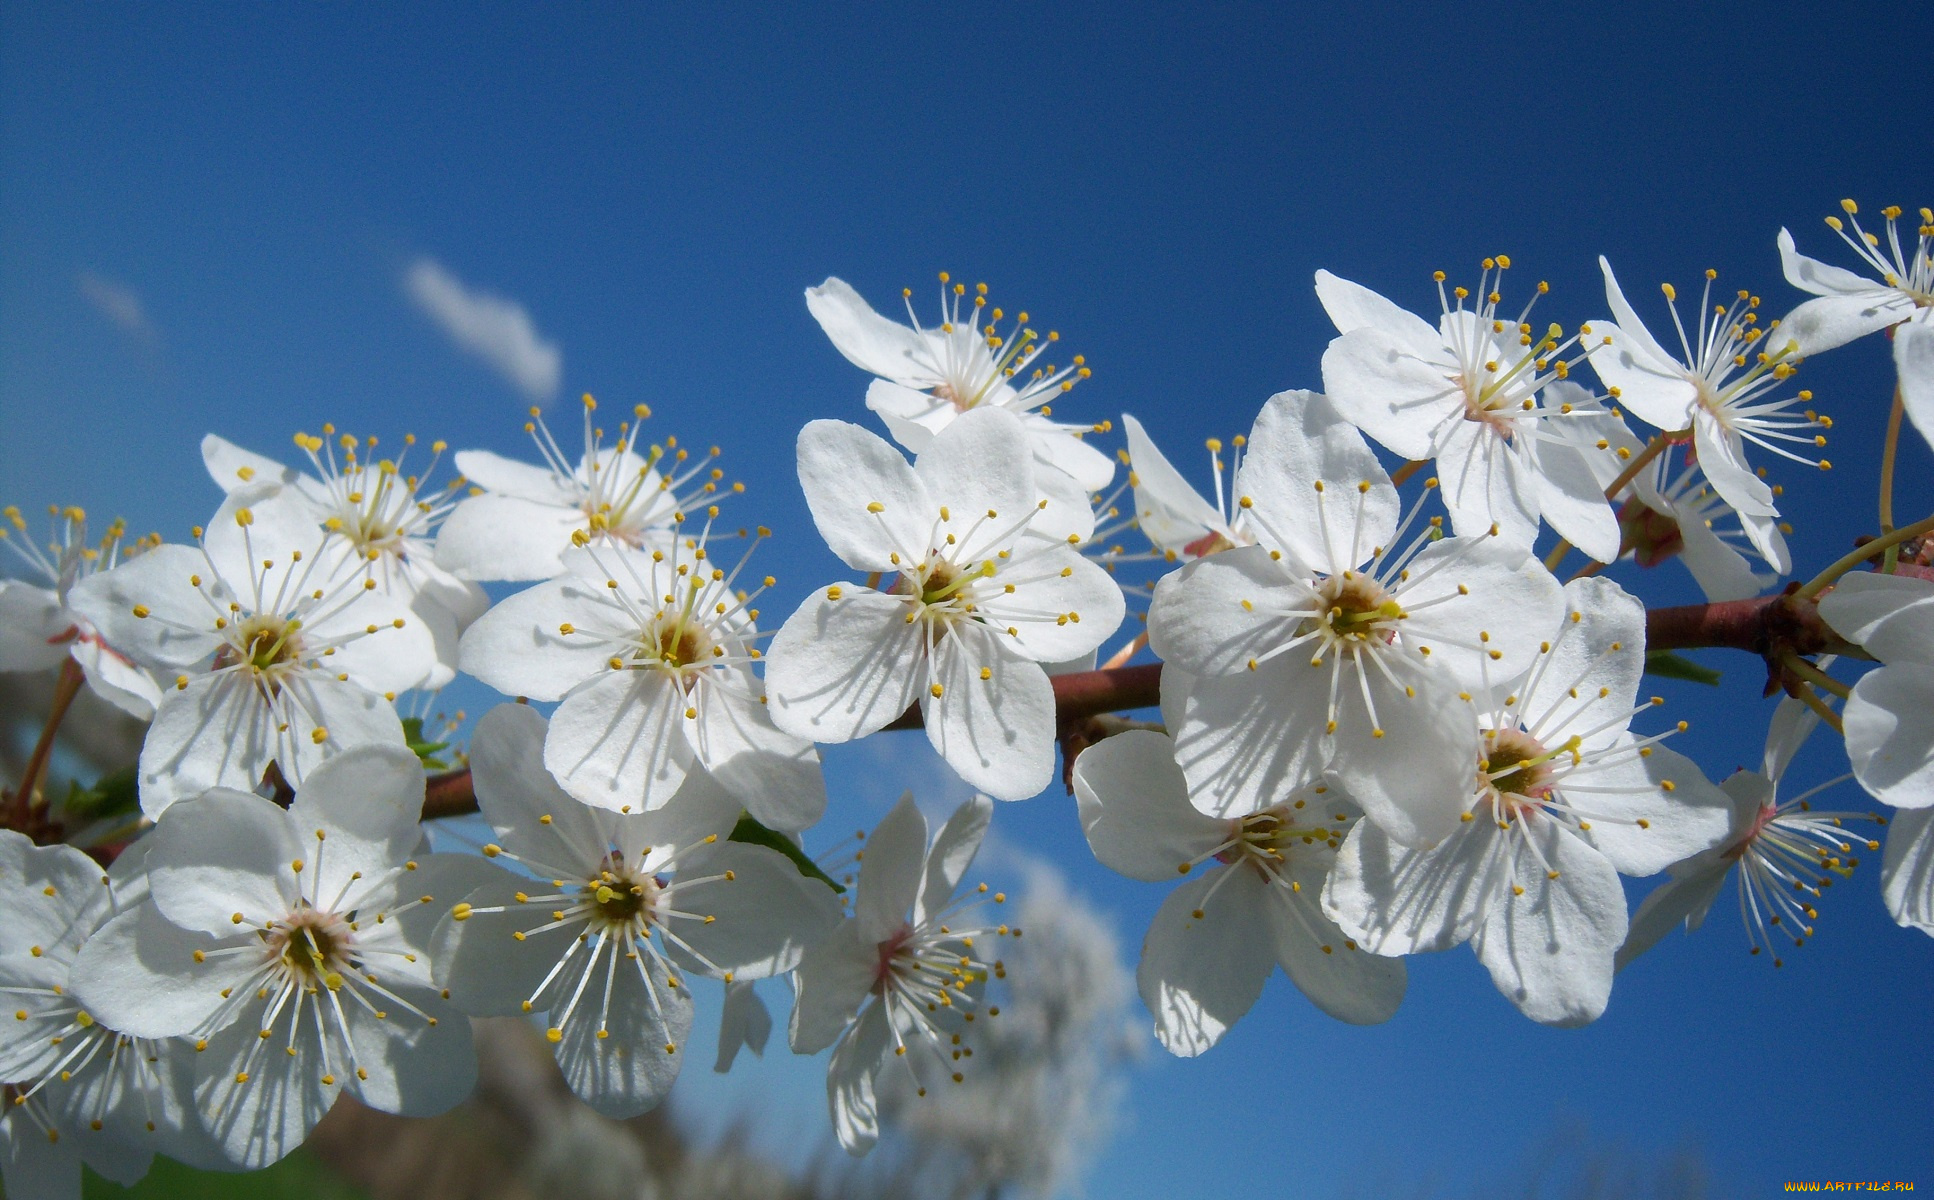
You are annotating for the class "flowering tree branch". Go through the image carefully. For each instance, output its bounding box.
[417,594,1858,822]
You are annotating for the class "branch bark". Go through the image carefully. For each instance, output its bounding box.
[417,593,1853,821]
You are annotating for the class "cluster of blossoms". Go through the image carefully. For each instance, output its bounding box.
[1,200,1930,1193]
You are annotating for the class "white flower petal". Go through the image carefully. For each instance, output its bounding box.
[1266,866,1405,1024]
[1073,731,1230,882]
[1322,816,1504,956]
[1881,805,1934,935]
[1312,270,1441,355]
[345,989,476,1119]
[1399,535,1563,692]
[466,704,609,866]
[451,449,576,504]
[767,589,923,743]
[68,904,258,1039]
[1471,822,1625,1026]
[1594,259,1684,377]
[457,576,616,700]
[1136,868,1274,1057]
[1843,668,1934,809]
[546,669,692,814]
[1326,671,1481,848]
[1819,571,1934,666]
[1690,408,1775,518]
[433,494,586,582]
[788,921,879,1055]
[797,420,932,573]
[0,581,72,672]
[664,843,842,978]
[1234,390,1395,572]
[1569,742,1732,876]
[1030,419,1116,492]
[1432,415,1540,548]
[68,633,162,720]
[1146,546,1307,678]
[1526,430,1621,564]
[714,980,772,1073]
[691,676,826,831]
[915,794,992,929]
[828,1000,893,1155]
[202,433,300,494]
[924,621,1055,800]
[65,545,223,670]
[911,407,1038,538]
[1896,320,1934,453]
[1777,228,1886,299]
[193,1011,339,1170]
[854,793,927,945]
[1615,858,1731,971]
[974,547,1123,664]
[0,833,112,960]
[146,788,300,934]
[1121,413,1224,554]
[1521,576,1645,750]
[554,950,692,1119]
[287,743,426,896]
[1318,328,1452,461]
[1673,501,1773,602]
[806,278,933,385]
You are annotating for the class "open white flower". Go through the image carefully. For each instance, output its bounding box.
[766,408,1124,800]
[67,745,490,1169]
[0,833,225,1183]
[1073,730,1402,1056]
[788,793,1004,1157]
[1149,390,1563,847]
[436,394,734,583]
[1619,694,1882,970]
[807,274,1112,541]
[1322,577,1731,1026]
[1119,414,1255,563]
[434,703,841,1117]
[1557,405,1782,601]
[202,430,487,689]
[1818,571,1934,809]
[1315,263,1620,559]
[0,505,164,719]
[66,491,434,817]
[458,523,823,829]
[1585,258,1819,570]
[1774,202,1933,357]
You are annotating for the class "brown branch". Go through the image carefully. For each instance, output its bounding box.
[417,597,1859,821]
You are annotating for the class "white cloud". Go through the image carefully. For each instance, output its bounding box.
[403,257,561,402]
[77,271,158,347]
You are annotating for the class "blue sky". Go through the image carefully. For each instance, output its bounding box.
[3,3,1930,1196]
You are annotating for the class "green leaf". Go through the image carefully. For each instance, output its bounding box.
[400,716,451,770]
[62,764,141,819]
[727,814,844,893]
[1644,650,1721,686]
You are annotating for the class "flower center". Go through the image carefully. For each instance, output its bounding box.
[1307,573,1401,647]
[267,907,357,986]
[215,615,303,675]
[1482,728,1556,807]
[581,861,657,934]
[649,619,712,669]
[872,925,914,993]
[1215,803,1347,877]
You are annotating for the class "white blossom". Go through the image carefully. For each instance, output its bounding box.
[806,274,1112,542]
[457,522,823,829]
[1322,577,1731,1025]
[1315,263,1621,558]
[433,704,842,1118]
[1584,257,1819,572]
[1073,730,1403,1056]
[788,792,1004,1157]
[1149,389,1562,847]
[1119,414,1255,563]
[436,394,734,583]
[766,408,1124,800]
[1818,571,1934,809]
[0,505,164,719]
[1619,694,1882,970]
[0,833,225,1183]
[1773,202,1933,357]
[66,491,435,817]
[67,746,490,1169]
[202,430,487,689]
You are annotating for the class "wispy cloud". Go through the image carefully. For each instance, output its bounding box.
[76,271,159,348]
[402,257,561,402]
